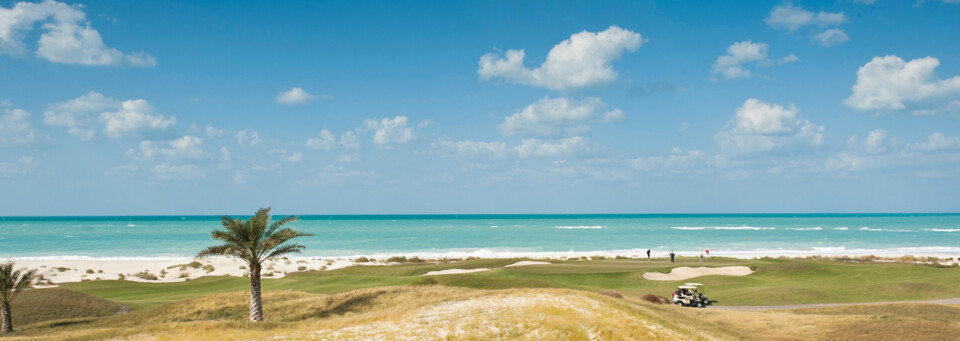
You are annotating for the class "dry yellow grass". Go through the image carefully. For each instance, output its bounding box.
[6,287,959,340]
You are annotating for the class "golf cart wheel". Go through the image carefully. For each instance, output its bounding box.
[697,301,703,308]
[703,300,709,305]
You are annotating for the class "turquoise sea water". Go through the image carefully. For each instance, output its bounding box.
[2,214,959,259]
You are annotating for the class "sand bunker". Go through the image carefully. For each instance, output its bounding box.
[642,266,753,281]
[504,261,551,267]
[421,268,491,276]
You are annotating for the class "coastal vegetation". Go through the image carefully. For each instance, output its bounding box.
[0,262,37,333]
[196,207,313,322]
[2,257,960,339]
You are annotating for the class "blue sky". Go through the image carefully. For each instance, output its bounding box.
[1,0,959,215]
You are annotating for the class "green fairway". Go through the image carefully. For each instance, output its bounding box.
[59,257,960,309]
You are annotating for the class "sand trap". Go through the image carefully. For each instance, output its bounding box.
[504,261,551,267]
[642,266,753,281]
[421,268,491,276]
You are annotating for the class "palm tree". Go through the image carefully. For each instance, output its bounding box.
[1,262,38,333]
[197,207,312,322]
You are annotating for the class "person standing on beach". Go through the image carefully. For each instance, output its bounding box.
[646,249,651,261]
[705,249,710,260]
[669,251,675,263]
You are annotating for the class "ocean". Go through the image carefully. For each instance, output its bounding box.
[2,214,959,259]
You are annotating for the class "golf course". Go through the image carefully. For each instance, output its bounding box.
[4,256,960,340]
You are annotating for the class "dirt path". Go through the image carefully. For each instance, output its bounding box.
[710,297,960,311]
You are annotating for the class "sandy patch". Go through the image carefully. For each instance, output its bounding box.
[421,268,491,276]
[17,258,358,285]
[504,261,551,267]
[642,266,753,281]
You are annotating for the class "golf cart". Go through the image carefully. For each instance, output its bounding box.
[672,285,704,307]
[684,282,709,305]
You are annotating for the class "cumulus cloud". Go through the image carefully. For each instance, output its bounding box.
[515,136,593,158]
[306,129,361,150]
[715,98,825,155]
[822,132,960,173]
[433,139,509,159]
[711,41,796,80]
[843,55,960,114]
[910,132,960,152]
[0,156,35,177]
[100,99,175,138]
[132,136,207,161]
[44,91,174,139]
[236,129,262,146]
[275,87,315,105]
[632,148,710,172]
[498,97,623,137]
[764,4,846,32]
[812,28,849,47]
[365,116,416,146]
[152,163,203,180]
[478,25,644,91]
[0,0,155,66]
[0,108,36,147]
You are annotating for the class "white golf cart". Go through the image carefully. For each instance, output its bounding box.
[672,285,704,307]
[684,282,709,305]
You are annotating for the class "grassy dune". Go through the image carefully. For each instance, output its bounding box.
[3,257,960,340]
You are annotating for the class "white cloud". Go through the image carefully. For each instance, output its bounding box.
[478,25,644,91]
[910,132,960,152]
[337,154,361,163]
[306,129,361,151]
[133,136,207,161]
[236,129,262,146]
[711,41,796,80]
[100,99,175,138]
[152,163,203,180]
[45,91,174,139]
[764,4,846,32]
[0,0,155,66]
[863,129,890,154]
[305,165,376,187]
[434,139,509,159]
[219,146,231,162]
[711,41,769,79]
[515,136,593,158]
[43,91,117,139]
[205,126,223,138]
[365,116,416,146]
[843,55,960,114]
[715,98,825,155]
[812,28,849,47]
[499,97,623,137]
[632,148,710,172]
[0,108,35,147]
[275,87,315,105]
[0,156,35,176]
[279,151,302,162]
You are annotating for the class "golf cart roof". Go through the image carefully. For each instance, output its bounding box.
[678,285,697,289]
[685,283,703,286]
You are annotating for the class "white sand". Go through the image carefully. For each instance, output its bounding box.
[642,266,753,281]
[421,268,491,276]
[17,257,357,285]
[504,261,551,267]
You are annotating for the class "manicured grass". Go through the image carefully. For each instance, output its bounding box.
[9,288,127,329]
[60,257,960,309]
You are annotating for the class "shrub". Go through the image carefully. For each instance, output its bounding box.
[178,272,190,278]
[202,264,215,273]
[239,265,247,270]
[55,267,70,272]
[159,269,168,278]
[615,255,630,260]
[600,290,623,299]
[386,256,408,263]
[408,256,425,263]
[355,256,371,263]
[298,266,307,271]
[98,269,103,273]
[188,261,202,268]
[284,259,292,265]
[135,271,158,281]
[85,269,95,274]
[640,294,669,304]
[117,274,126,280]
[263,272,275,277]
[320,266,328,271]
[408,277,439,286]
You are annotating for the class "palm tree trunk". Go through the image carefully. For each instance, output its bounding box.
[1,302,12,333]
[249,265,264,322]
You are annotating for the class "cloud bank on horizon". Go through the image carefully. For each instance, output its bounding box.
[1,0,959,215]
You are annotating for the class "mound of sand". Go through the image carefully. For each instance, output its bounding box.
[642,266,753,281]
[504,261,551,267]
[421,268,492,276]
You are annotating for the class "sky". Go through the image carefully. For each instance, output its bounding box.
[1,0,960,216]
